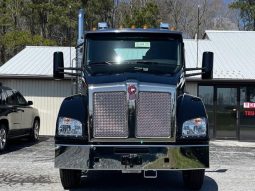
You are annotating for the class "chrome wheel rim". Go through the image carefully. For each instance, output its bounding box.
[34,121,39,140]
[0,128,6,150]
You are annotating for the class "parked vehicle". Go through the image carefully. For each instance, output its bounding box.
[0,86,40,151]
[53,9,213,190]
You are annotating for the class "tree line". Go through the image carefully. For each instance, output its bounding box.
[0,0,253,65]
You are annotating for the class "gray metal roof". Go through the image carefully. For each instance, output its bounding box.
[0,46,75,77]
[185,30,255,80]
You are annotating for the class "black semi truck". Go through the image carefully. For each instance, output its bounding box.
[53,9,213,190]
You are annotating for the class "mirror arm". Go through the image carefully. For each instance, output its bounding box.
[60,72,81,77]
[185,71,205,77]
[58,67,83,71]
[184,67,205,72]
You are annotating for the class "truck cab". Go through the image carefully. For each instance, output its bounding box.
[53,12,213,190]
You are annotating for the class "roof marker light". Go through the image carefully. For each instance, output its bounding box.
[160,22,169,30]
[98,22,108,30]
[170,26,177,31]
[143,24,148,29]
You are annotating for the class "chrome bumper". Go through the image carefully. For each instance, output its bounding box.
[55,144,209,170]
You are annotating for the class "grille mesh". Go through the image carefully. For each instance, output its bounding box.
[136,92,171,138]
[93,92,128,138]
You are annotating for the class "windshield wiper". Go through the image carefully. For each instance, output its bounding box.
[136,61,159,65]
[88,61,116,66]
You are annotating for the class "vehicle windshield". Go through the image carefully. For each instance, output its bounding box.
[86,36,182,75]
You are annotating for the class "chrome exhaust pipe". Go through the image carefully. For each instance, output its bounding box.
[76,9,85,93]
[77,9,84,45]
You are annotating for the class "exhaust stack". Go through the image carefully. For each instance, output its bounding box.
[76,9,85,94]
[77,9,85,45]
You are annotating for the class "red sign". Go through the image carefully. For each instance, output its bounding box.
[244,110,255,117]
[243,102,255,109]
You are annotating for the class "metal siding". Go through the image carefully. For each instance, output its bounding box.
[0,79,72,135]
[186,82,198,96]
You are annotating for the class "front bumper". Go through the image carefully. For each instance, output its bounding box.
[55,144,209,170]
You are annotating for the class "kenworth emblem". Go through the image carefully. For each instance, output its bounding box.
[128,84,137,100]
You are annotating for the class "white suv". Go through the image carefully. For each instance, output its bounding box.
[0,86,40,151]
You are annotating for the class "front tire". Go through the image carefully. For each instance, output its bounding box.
[182,169,205,190]
[59,169,81,189]
[30,119,40,142]
[0,125,7,152]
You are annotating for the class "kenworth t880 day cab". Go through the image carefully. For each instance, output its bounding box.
[53,10,213,190]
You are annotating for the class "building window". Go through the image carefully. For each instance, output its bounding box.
[240,87,255,125]
[198,86,214,137]
[240,86,255,140]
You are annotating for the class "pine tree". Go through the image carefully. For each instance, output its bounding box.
[229,0,255,30]
[118,0,160,28]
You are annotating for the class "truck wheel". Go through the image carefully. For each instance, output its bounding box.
[182,169,205,190]
[30,119,40,142]
[59,169,81,189]
[0,125,7,152]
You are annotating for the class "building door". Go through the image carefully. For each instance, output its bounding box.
[216,87,238,139]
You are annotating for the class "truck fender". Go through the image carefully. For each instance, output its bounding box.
[55,94,88,140]
[176,93,208,139]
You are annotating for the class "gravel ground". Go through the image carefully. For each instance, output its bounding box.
[0,137,255,191]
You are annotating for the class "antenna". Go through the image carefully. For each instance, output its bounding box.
[196,5,200,68]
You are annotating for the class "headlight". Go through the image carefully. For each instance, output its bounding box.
[58,117,82,137]
[182,117,207,137]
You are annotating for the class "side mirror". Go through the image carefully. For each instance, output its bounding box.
[27,101,33,105]
[53,52,64,79]
[202,52,214,79]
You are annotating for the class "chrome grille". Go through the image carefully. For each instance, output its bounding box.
[136,92,171,138]
[93,92,128,138]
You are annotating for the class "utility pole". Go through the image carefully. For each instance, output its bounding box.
[196,5,200,68]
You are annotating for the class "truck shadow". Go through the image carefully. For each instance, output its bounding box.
[70,171,218,191]
[0,136,50,155]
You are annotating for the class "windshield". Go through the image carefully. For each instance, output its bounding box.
[86,36,182,75]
